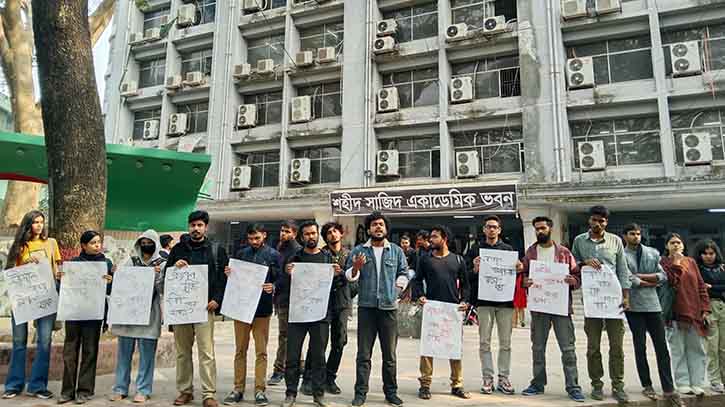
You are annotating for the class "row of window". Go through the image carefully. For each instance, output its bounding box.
[142,0,216,31]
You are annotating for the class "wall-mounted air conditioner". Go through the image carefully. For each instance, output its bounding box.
[291,96,312,123]
[377,150,399,177]
[577,140,606,171]
[566,57,595,89]
[290,158,311,184]
[682,133,713,166]
[482,16,507,34]
[373,37,396,54]
[376,19,398,37]
[167,113,188,136]
[231,165,252,191]
[377,87,399,113]
[142,120,160,140]
[237,104,257,128]
[671,41,702,77]
[446,24,469,42]
[450,77,473,103]
[456,150,480,178]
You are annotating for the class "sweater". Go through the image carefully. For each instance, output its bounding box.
[699,263,725,301]
[660,256,711,336]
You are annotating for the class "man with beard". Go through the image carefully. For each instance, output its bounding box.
[269,221,302,386]
[571,206,631,403]
[409,230,431,274]
[345,212,408,407]
[411,225,471,401]
[281,221,342,407]
[520,216,585,402]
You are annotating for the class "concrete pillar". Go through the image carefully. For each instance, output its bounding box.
[648,4,676,177]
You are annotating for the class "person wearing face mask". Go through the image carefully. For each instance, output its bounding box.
[108,230,166,404]
[694,240,725,394]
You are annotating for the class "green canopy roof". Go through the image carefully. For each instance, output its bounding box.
[0,131,211,231]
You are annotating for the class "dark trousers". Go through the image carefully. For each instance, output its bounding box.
[61,321,102,398]
[354,307,398,397]
[285,321,329,397]
[625,311,675,393]
[303,308,351,384]
[530,312,581,393]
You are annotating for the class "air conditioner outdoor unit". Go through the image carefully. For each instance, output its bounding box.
[450,77,473,103]
[291,96,312,123]
[376,19,398,37]
[595,0,621,15]
[671,41,702,77]
[566,57,595,89]
[682,133,713,165]
[243,0,263,12]
[577,140,606,171]
[159,15,169,26]
[142,120,160,140]
[561,0,588,20]
[183,71,204,86]
[129,32,145,45]
[295,51,314,67]
[290,158,311,184]
[231,165,252,191]
[120,81,138,96]
[456,150,480,178]
[177,4,197,27]
[373,37,396,54]
[233,63,252,79]
[377,87,399,113]
[168,113,188,136]
[482,16,507,34]
[257,58,275,74]
[144,27,161,41]
[165,75,183,89]
[237,104,257,128]
[317,47,336,63]
[377,150,399,177]
[446,23,469,42]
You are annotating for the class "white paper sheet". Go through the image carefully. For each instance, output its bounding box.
[3,260,58,324]
[107,266,156,326]
[57,262,108,321]
[163,265,209,325]
[221,259,268,324]
[581,264,625,319]
[419,300,463,360]
[288,263,334,323]
[477,249,519,302]
[528,260,570,317]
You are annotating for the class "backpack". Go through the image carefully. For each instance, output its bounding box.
[657,281,676,322]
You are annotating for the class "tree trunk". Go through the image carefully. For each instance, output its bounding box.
[32,0,107,255]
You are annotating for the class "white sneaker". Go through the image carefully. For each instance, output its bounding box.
[691,386,705,396]
[711,383,725,394]
[678,386,694,395]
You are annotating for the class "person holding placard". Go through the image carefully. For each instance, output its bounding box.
[469,215,523,396]
[223,224,278,407]
[108,230,166,404]
[165,211,229,407]
[58,231,114,405]
[2,210,61,400]
[520,216,585,402]
[571,206,631,403]
[411,225,471,401]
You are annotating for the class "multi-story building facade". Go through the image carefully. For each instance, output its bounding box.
[104,0,725,254]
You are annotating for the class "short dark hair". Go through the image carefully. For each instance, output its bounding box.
[280,220,298,232]
[188,210,210,225]
[80,230,101,245]
[400,233,411,242]
[416,230,430,240]
[588,205,610,219]
[160,234,173,249]
[430,225,452,241]
[622,223,641,234]
[483,215,502,227]
[364,211,390,232]
[299,220,319,234]
[321,222,344,243]
[532,216,553,228]
[247,223,266,235]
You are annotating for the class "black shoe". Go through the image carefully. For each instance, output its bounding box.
[2,390,20,399]
[418,387,431,400]
[300,381,313,396]
[31,390,54,400]
[591,387,604,401]
[75,394,91,404]
[325,382,342,395]
[351,394,366,407]
[58,395,75,405]
[313,395,328,407]
[223,391,243,405]
[268,372,284,386]
[385,394,403,407]
[451,388,471,399]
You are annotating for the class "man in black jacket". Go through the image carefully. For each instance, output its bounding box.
[165,210,229,407]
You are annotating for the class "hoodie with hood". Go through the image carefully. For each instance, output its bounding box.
[110,230,166,340]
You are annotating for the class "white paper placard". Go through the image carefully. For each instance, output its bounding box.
[420,300,463,360]
[288,263,334,323]
[528,260,570,316]
[3,261,58,324]
[107,266,156,326]
[581,264,624,319]
[57,262,108,321]
[477,249,519,301]
[163,265,209,325]
[221,259,268,324]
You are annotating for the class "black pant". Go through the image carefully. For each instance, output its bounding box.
[625,311,675,393]
[355,307,398,397]
[286,321,329,397]
[61,321,102,398]
[303,308,351,384]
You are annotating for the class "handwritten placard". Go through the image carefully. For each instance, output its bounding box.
[3,261,58,324]
[478,249,519,302]
[108,267,156,326]
[581,264,624,319]
[528,260,569,316]
[221,259,268,324]
[289,263,334,323]
[420,300,463,360]
[57,262,108,321]
[164,265,208,325]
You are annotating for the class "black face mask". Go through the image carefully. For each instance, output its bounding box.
[140,245,155,255]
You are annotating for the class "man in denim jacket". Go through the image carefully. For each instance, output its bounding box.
[345,212,408,407]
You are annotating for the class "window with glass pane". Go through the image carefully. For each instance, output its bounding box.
[177,102,209,134]
[380,137,440,178]
[247,34,285,66]
[297,82,343,119]
[382,3,438,43]
[182,0,215,24]
[382,67,439,109]
[300,22,344,55]
[240,151,280,187]
[143,8,170,31]
[452,128,524,174]
[451,0,496,29]
[132,108,162,140]
[138,58,166,87]
[661,24,725,76]
[570,117,661,168]
[244,91,283,126]
[670,109,725,163]
[293,146,342,184]
[181,49,213,76]
[451,56,520,99]
[566,36,653,85]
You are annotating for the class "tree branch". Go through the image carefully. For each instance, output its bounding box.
[88,0,116,46]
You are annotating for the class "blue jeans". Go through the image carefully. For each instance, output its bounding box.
[4,313,56,393]
[112,337,158,396]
